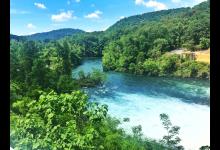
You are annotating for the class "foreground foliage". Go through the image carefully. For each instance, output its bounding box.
[11,91,168,150]
[160,113,184,150]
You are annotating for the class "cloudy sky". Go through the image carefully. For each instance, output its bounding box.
[10,0,206,35]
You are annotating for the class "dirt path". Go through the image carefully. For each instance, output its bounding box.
[194,49,210,63]
[168,48,210,64]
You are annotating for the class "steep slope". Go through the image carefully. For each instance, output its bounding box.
[102,1,210,78]
[104,1,209,41]
[106,7,190,34]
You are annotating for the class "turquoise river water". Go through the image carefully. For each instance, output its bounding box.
[73,58,210,150]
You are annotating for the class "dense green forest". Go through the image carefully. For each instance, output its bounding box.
[10,1,210,149]
[102,1,210,78]
[11,1,210,78]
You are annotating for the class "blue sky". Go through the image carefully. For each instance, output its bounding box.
[10,0,206,35]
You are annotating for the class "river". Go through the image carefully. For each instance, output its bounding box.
[73,58,210,150]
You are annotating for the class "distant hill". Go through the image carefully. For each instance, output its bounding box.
[105,7,190,33]
[103,1,209,40]
[11,28,85,41]
[10,34,26,41]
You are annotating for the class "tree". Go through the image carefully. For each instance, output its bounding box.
[143,59,160,76]
[56,41,72,75]
[31,58,51,88]
[136,52,146,63]
[200,145,210,150]
[20,41,40,73]
[11,91,108,149]
[11,91,167,150]
[132,125,143,138]
[19,41,41,85]
[160,113,184,150]
[199,37,210,49]
[56,75,78,93]
[159,55,179,75]
[153,38,169,52]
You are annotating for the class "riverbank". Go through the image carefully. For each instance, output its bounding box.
[103,54,210,80]
[77,58,210,150]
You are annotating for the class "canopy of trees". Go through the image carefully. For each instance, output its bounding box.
[102,1,210,79]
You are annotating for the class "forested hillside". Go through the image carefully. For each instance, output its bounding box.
[102,1,210,78]
[10,28,85,41]
[105,7,190,40]
[10,34,26,41]
[61,31,105,57]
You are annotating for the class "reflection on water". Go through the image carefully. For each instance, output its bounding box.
[73,58,210,150]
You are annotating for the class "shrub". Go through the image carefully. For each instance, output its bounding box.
[199,37,210,49]
[143,59,160,76]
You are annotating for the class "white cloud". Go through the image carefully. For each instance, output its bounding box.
[171,0,181,3]
[171,0,207,7]
[85,10,102,19]
[145,0,167,10]
[135,0,145,5]
[51,11,76,22]
[85,29,93,32]
[135,0,167,10]
[67,0,80,5]
[10,9,29,15]
[34,2,46,9]
[189,0,207,7]
[28,32,37,35]
[119,16,125,19]
[27,23,36,29]
[194,0,206,3]
[102,26,109,31]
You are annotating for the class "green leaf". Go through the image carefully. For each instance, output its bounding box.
[48,113,54,118]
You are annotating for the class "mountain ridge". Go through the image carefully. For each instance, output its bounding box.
[11,28,85,41]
